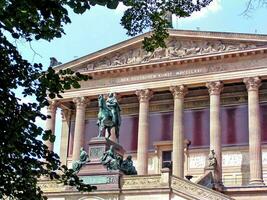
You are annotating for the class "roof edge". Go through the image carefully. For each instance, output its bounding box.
[53,29,267,71]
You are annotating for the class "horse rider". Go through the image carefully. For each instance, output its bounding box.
[106,93,121,126]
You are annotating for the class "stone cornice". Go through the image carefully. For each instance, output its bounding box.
[79,47,267,78]
[53,30,267,72]
[168,29,267,42]
[54,54,267,100]
[59,48,267,81]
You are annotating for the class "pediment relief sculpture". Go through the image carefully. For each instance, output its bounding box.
[78,38,265,72]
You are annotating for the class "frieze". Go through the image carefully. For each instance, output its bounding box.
[121,175,161,189]
[222,153,244,167]
[189,152,250,169]
[78,39,264,71]
[79,56,267,91]
[38,180,66,193]
[189,154,206,169]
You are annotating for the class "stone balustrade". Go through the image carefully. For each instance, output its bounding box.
[171,176,234,200]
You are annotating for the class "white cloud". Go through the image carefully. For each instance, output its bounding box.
[115,2,128,14]
[177,0,222,21]
[115,0,222,20]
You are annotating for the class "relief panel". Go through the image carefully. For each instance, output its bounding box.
[78,38,265,71]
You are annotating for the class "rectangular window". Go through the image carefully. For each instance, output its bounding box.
[162,150,172,169]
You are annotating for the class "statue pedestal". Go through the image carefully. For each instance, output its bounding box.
[88,137,125,163]
[78,171,123,190]
[204,166,224,191]
[78,137,125,190]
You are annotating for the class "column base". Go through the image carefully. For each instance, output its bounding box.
[249,179,265,186]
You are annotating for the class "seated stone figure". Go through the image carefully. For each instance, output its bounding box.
[120,155,137,175]
[100,145,122,171]
[101,146,137,175]
[72,148,90,173]
[207,149,217,168]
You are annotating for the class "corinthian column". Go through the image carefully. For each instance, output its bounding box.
[206,81,223,187]
[170,85,188,178]
[45,100,59,151]
[136,89,153,175]
[244,77,264,185]
[60,109,71,165]
[72,97,89,162]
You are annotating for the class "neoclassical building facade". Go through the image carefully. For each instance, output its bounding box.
[42,30,267,200]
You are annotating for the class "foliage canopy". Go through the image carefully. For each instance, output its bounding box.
[0,0,212,199]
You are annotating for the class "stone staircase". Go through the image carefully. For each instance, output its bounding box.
[171,175,234,200]
[40,170,235,200]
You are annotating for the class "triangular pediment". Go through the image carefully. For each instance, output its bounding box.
[54,30,267,72]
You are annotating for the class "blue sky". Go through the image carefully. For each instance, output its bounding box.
[16,0,267,154]
[20,0,267,68]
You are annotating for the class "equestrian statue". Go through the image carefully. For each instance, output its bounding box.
[97,93,121,143]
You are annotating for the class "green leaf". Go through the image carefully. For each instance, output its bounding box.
[42,133,49,141]
[63,83,71,90]
[48,93,56,99]
[72,81,80,89]
[49,135,56,143]
[107,0,119,9]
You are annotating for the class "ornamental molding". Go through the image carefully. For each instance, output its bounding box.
[73,96,90,108]
[170,85,188,99]
[74,38,266,73]
[121,175,161,190]
[38,180,66,193]
[243,77,262,91]
[171,176,234,200]
[206,81,224,95]
[53,29,267,72]
[136,89,153,102]
[74,55,267,95]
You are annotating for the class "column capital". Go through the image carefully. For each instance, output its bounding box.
[47,100,60,113]
[73,97,90,108]
[170,85,188,99]
[243,77,261,91]
[136,89,153,102]
[206,81,224,95]
[61,109,71,121]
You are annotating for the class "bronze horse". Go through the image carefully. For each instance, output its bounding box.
[97,95,120,142]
